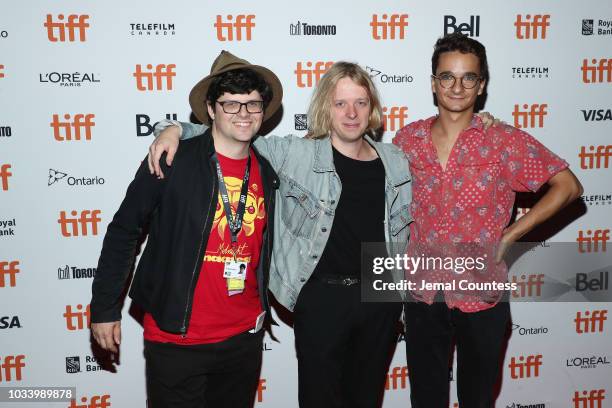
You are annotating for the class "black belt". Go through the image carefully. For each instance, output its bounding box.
[312,275,360,286]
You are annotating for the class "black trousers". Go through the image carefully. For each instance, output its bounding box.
[404,297,510,408]
[294,279,402,408]
[144,330,263,408]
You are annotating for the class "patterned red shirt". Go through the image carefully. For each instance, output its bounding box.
[393,115,568,312]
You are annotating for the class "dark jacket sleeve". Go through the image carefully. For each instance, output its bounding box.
[90,154,171,323]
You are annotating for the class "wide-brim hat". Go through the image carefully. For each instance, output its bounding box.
[189,50,283,126]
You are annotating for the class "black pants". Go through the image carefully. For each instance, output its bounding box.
[294,279,402,408]
[404,297,510,408]
[144,330,263,408]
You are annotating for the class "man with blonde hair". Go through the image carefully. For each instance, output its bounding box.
[148,60,411,407]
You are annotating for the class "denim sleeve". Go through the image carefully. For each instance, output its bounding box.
[153,120,207,140]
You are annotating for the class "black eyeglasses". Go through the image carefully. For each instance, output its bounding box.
[431,73,481,89]
[216,100,264,114]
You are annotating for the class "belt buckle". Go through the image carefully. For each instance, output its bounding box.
[343,277,355,286]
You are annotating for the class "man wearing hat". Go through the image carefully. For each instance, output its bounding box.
[90,51,282,407]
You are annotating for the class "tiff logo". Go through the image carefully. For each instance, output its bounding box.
[69,395,111,408]
[134,64,176,91]
[512,103,548,128]
[0,261,20,288]
[64,304,91,331]
[576,229,609,252]
[51,114,95,141]
[514,14,550,39]
[58,210,102,237]
[574,390,606,408]
[579,146,612,169]
[44,14,89,42]
[575,310,607,334]
[382,107,408,131]
[508,354,542,379]
[581,59,612,84]
[511,274,544,298]
[444,15,480,37]
[0,355,25,382]
[214,14,255,41]
[385,366,408,390]
[294,61,334,88]
[370,14,409,40]
[0,164,12,191]
[256,379,266,403]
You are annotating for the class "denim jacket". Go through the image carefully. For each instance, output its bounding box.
[155,121,413,311]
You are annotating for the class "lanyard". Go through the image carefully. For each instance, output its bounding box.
[211,152,251,245]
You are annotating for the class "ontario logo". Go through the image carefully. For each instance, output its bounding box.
[365,66,413,84]
[48,169,105,187]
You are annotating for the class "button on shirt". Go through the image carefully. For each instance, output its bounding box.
[393,115,568,312]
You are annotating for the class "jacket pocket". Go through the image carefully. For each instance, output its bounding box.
[389,204,412,236]
[281,182,320,239]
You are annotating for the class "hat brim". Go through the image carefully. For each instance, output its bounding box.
[189,64,283,126]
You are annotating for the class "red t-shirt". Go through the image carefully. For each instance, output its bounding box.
[144,150,266,344]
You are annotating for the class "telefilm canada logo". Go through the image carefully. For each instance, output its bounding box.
[365,65,413,85]
[580,194,612,206]
[582,19,612,36]
[48,169,105,187]
[512,66,549,79]
[290,21,336,36]
[39,72,100,87]
[130,22,175,36]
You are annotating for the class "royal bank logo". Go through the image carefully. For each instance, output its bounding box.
[512,66,549,79]
[581,194,612,206]
[365,66,413,85]
[57,265,96,280]
[294,114,307,131]
[39,72,100,87]
[290,21,336,36]
[64,354,104,372]
[48,169,105,187]
[582,19,612,36]
[65,356,80,373]
[0,218,16,237]
[130,22,175,36]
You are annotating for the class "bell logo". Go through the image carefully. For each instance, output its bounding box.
[0,164,12,191]
[512,104,548,128]
[50,114,95,142]
[214,15,255,41]
[370,14,409,40]
[383,107,408,131]
[133,64,176,91]
[136,113,178,137]
[444,15,480,37]
[0,260,20,288]
[575,310,608,334]
[256,379,266,403]
[69,394,111,408]
[57,210,102,237]
[64,304,91,331]
[44,14,90,42]
[385,366,408,390]
[294,61,334,88]
[581,59,612,84]
[514,14,550,39]
[0,355,25,382]
[508,354,542,379]
[511,274,544,298]
[574,390,606,408]
[576,229,609,252]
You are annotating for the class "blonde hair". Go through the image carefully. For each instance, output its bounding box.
[307,62,383,140]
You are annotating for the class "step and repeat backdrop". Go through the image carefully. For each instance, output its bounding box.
[1,1,611,407]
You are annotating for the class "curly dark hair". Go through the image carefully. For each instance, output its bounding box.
[206,68,273,108]
[431,33,489,83]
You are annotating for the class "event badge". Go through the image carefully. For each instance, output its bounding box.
[224,261,247,296]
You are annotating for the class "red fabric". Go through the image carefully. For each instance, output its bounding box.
[393,115,568,312]
[144,150,266,344]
